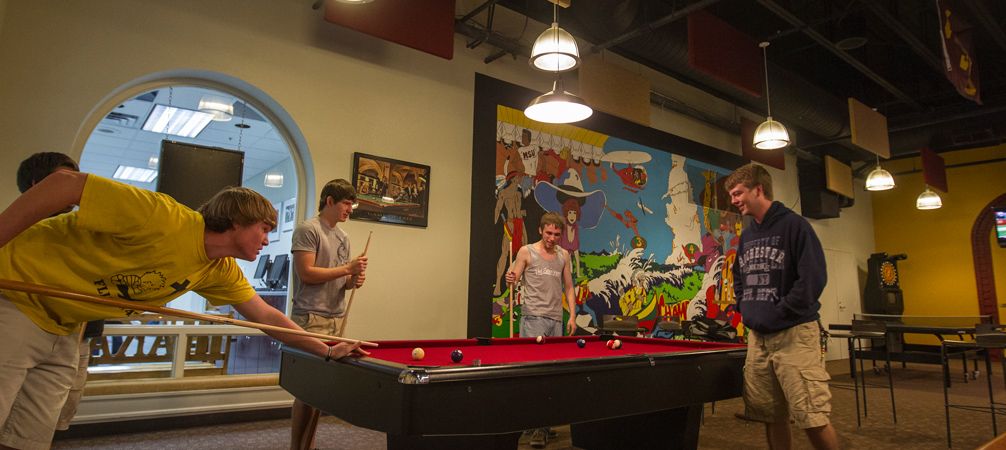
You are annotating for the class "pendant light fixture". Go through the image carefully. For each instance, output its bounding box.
[524,2,591,124]
[753,42,791,150]
[529,4,581,72]
[264,174,284,188]
[865,155,895,191]
[198,94,235,122]
[916,186,942,210]
[524,76,593,124]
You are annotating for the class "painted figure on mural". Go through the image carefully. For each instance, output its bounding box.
[494,174,526,297]
[534,170,606,280]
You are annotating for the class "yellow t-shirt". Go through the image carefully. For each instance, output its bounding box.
[0,175,255,335]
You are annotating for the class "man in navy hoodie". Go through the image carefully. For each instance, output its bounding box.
[726,163,838,450]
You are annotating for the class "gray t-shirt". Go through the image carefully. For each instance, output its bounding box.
[290,216,351,318]
[521,245,566,321]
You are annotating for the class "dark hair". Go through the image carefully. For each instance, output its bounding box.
[17,152,79,193]
[198,187,278,233]
[318,179,357,212]
[724,163,774,201]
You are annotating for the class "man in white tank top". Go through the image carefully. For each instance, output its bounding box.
[505,212,576,448]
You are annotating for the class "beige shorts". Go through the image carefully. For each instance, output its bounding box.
[291,313,345,338]
[56,335,93,430]
[0,295,79,450]
[743,321,832,429]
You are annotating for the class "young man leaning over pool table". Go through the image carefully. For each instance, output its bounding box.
[0,171,365,450]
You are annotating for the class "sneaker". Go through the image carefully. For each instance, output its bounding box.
[530,428,547,448]
[546,428,558,439]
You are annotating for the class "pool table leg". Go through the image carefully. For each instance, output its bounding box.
[569,404,702,450]
[386,431,522,450]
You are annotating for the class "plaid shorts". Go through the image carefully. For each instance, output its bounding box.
[743,321,832,429]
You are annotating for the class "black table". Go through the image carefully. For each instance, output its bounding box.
[830,314,992,385]
[279,336,746,450]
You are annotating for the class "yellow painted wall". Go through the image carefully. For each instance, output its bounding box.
[873,145,1006,343]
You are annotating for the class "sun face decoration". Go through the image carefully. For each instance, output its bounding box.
[880,261,898,286]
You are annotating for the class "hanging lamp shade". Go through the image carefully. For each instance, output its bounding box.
[198,95,234,122]
[529,23,581,72]
[524,79,593,124]
[753,117,790,149]
[865,165,895,191]
[264,174,284,188]
[916,187,942,210]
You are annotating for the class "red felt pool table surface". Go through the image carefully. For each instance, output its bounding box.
[339,335,743,366]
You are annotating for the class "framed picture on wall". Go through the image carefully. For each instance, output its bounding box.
[351,152,430,227]
[270,202,282,242]
[281,198,296,232]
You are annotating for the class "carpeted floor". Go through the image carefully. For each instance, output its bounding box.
[52,359,1005,449]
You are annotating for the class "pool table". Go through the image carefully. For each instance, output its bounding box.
[279,335,746,450]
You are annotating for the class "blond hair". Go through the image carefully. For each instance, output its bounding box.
[724,163,774,201]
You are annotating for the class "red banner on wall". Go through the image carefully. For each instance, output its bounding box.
[936,0,981,104]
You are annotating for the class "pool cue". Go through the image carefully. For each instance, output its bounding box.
[0,278,378,347]
[508,241,513,338]
[338,231,372,337]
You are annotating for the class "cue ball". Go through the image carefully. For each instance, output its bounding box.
[411,348,425,361]
[577,339,586,348]
[607,339,622,350]
[451,349,464,363]
[536,336,545,344]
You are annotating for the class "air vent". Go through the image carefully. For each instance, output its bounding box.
[104,112,139,127]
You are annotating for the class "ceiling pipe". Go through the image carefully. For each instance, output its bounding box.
[755,0,920,109]
[963,1,1006,53]
[589,0,721,53]
[571,1,852,142]
[861,3,944,74]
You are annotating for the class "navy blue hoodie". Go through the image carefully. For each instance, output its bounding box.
[733,201,827,334]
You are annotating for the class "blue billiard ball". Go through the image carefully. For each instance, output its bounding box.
[451,349,464,363]
[577,339,586,348]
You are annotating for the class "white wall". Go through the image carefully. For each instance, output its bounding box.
[0,0,875,343]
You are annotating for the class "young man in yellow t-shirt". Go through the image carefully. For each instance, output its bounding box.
[0,171,365,450]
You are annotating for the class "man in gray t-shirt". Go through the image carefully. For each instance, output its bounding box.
[289,178,368,450]
[505,212,577,448]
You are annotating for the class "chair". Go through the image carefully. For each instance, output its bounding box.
[653,316,683,338]
[941,323,1006,448]
[597,315,646,336]
[827,319,896,427]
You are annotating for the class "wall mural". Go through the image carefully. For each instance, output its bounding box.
[468,74,749,341]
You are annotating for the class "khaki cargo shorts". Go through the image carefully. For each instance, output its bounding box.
[743,321,832,429]
[292,313,345,337]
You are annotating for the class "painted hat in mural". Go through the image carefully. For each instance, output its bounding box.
[534,169,607,229]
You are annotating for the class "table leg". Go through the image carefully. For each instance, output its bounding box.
[942,343,953,448]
